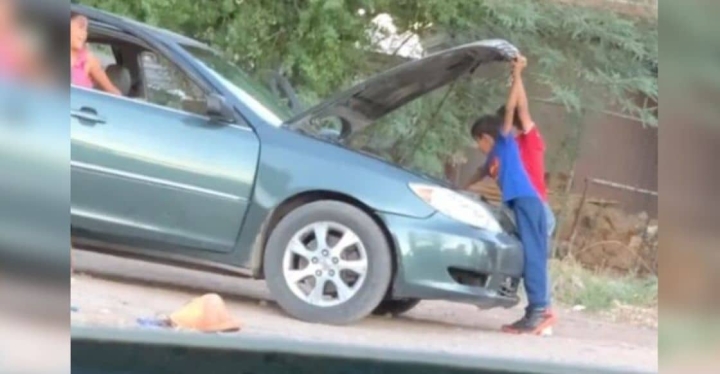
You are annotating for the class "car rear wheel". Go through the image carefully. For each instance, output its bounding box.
[263,200,392,325]
[372,298,421,317]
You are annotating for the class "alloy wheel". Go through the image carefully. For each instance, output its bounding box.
[282,221,368,307]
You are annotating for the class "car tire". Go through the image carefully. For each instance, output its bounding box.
[372,298,421,317]
[263,200,392,325]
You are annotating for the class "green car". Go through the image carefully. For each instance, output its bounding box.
[71,4,524,325]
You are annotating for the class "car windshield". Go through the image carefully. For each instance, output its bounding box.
[181,45,293,126]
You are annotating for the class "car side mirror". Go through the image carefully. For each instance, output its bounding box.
[205,93,235,122]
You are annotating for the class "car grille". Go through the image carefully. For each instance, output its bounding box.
[448,267,489,288]
[498,276,520,298]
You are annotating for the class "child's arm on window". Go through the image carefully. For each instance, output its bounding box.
[88,53,121,96]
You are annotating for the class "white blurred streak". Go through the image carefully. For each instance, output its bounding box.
[0,80,69,271]
[0,2,70,374]
[0,314,69,374]
[660,0,720,372]
[0,273,69,373]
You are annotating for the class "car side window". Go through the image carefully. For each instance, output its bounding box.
[139,51,206,115]
[87,43,116,69]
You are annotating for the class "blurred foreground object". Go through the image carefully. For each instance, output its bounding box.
[0,79,69,283]
[0,68,69,374]
[71,326,651,374]
[1,306,69,374]
[659,0,720,315]
[0,0,70,373]
[0,0,65,86]
[660,0,720,373]
[0,2,70,372]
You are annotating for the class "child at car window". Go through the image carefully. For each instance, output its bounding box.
[469,56,554,335]
[71,12,121,95]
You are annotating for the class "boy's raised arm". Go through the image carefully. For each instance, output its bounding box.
[515,64,535,133]
[501,57,525,136]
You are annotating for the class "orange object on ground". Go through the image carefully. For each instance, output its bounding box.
[169,293,241,332]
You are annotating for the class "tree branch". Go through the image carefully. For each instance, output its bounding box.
[399,82,457,165]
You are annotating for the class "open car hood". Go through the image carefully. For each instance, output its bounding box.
[286,39,519,132]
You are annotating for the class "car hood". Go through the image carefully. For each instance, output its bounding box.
[285,39,519,133]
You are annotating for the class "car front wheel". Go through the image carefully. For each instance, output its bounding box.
[263,200,392,325]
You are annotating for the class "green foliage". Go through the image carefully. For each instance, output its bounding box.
[83,0,375,98]
[81,0,657,177]
[550,259,658,311]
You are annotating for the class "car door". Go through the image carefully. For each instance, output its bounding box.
[71,51,260,254]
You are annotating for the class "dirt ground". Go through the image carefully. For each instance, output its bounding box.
[71,250,658,373]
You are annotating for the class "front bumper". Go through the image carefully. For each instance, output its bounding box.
[378,211,523,309]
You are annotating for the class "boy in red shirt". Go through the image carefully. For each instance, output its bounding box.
[462,62,556,241]
[462,57,556,328]
[495,68,556,242]
[467,56,555,335]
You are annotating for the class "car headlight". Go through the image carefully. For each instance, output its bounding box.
[409,183,503,233]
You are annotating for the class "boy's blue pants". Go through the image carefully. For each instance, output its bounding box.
[508,197,549,309]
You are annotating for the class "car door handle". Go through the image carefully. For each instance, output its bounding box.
[71,107,106,125]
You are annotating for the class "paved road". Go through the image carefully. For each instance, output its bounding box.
[71,250,658,373]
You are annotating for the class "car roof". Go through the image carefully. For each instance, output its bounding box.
[71,3,211,51]
[123,18,211,50]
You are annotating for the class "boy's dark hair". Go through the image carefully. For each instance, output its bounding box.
[470,114,502,140]
[496,105,522,130]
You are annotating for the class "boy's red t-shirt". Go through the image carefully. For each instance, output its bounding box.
[516,125,548,201]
